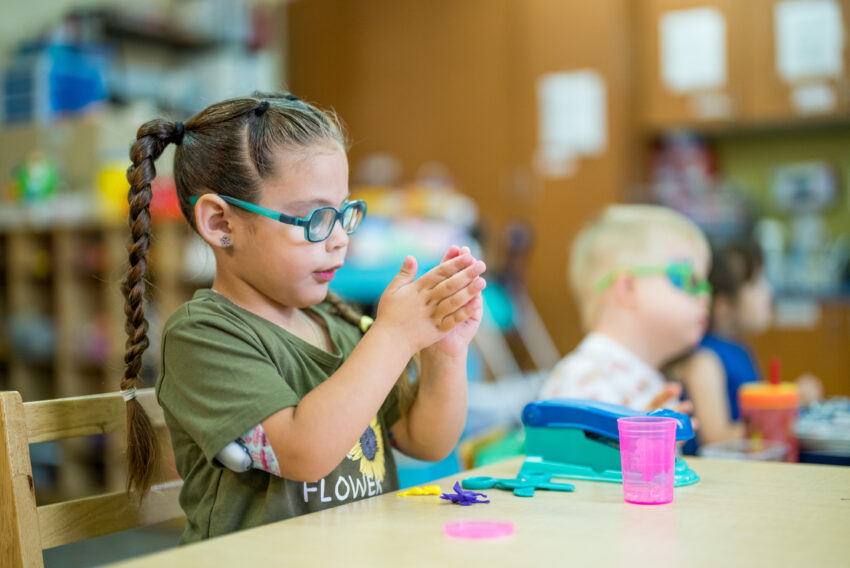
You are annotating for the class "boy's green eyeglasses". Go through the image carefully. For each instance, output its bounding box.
[189,194,366,243]
[595,261,712,296]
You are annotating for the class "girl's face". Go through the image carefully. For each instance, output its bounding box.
[228,143,351,312]
[632,245,711,359]
[736,271,773,334]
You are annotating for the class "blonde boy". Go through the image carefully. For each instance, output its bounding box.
[539,205,711,411]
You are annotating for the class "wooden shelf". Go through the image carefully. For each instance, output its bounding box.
[1,219,209,498]
[102,12,227,52]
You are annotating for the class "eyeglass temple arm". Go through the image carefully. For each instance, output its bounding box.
[190,195,365,229]
[595,266,666,291]
[201,195,310,227]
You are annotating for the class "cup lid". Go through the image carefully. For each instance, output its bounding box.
[739,382,799,409]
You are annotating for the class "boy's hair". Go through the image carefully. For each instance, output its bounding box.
[120,93,404,498]
[708,240,763,300]
[569,204,710,329]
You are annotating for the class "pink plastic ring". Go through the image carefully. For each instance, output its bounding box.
[444,520,515,539]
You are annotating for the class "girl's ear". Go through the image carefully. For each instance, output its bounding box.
[711,295,734,326]
[194,194,235,249]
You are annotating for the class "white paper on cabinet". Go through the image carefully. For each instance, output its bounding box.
[775,0,844,82]
[536,69,607,178]
[660,7,727,93]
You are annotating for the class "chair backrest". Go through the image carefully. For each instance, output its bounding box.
[0,388,184,568]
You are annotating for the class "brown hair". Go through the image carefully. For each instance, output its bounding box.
[708,240,764,300]
[122,92,362,497]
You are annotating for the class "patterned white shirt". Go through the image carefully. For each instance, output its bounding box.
[539,333,666,411]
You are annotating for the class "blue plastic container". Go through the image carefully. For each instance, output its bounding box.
[2,44,111,124]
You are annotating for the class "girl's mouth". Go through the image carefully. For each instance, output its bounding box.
[313,268,338,283]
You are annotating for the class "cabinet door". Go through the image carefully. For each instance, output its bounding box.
[749,303,850,397]
[637,0,747,129]
[745,0,850,122]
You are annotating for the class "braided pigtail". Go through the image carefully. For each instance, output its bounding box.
[324,291,365,328]
[325,292,420,416]
[121,119,182,497]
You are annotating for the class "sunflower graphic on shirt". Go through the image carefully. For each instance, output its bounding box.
[348,416,385,482]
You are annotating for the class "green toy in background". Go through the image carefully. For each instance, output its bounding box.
[12,152,59,203]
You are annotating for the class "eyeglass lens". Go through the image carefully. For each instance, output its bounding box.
[666,264,707,295]
[307,202,365,241]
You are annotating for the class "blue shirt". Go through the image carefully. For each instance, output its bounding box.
[698,333,761,420]
[682,333,761,455]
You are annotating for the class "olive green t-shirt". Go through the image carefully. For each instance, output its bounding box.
[156,289,400,544]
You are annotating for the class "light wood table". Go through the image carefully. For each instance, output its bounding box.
[108,457,850,567]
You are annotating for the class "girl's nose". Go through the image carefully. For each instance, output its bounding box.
[325,220,349,250]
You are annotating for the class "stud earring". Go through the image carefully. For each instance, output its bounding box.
[220,236,232,247]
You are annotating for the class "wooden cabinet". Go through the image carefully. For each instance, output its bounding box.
[638,0,850,129]
[749,302,850,398]
[637,0,747,128]
[744,0,850,123]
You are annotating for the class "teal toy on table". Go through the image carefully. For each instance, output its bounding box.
[519,399,700,487]
[463,470,575,497]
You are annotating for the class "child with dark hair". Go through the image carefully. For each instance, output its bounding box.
[679,240,821,447]
[120,92,486,542]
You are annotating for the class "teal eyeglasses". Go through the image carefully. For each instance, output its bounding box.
[189,194,366,243]
[595,261,712,296]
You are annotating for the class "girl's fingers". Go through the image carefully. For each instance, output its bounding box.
[417,254,477,289]
[433,278,486,321]
[440,245,461,264]
[437,294,483,331]
[384,256,418,293]
[429,259,486,300]
[440,245,471,263]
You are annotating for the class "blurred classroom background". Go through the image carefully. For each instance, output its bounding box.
[1,0,849,565]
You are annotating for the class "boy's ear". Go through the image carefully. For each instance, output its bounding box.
[194,194,235,249]
[610,273,638,309]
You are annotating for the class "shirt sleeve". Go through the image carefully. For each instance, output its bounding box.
[158,312,299,464]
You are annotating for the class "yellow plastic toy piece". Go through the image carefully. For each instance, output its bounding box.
[397,485,441,497]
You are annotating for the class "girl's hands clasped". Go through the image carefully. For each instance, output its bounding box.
[427,245,485,359]
[374,245,486,357]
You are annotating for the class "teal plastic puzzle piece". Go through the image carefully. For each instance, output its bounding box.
[462,471,575,497]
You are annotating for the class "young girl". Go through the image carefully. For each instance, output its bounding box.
[119,92,486,543]
[679,240,821,449]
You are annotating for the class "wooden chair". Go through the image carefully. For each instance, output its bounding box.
[1,388,184,568]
